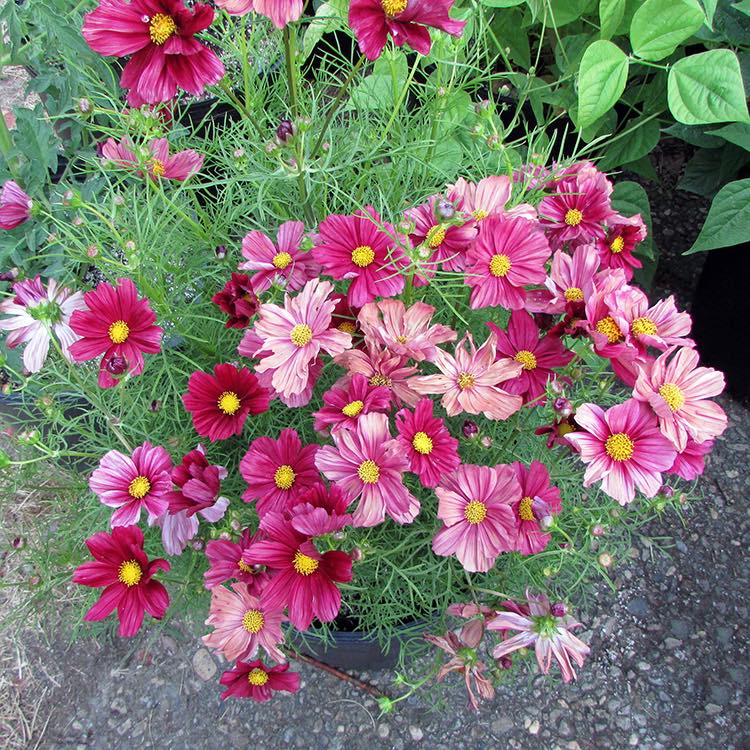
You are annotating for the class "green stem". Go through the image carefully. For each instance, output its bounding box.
[216,79,264,139]
[284,25,299,120]
[376,54,421,149]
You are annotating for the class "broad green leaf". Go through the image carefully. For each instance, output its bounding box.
[576,40,629,129]
[702,0,718,27]
[678,144,750,196]
[664,122,726,147]
[348,50,406,112]
[301,0,347,62]
[489,8,531,70]
[710,121,750,149]
[734,0,750,15]
[622,155,659,180]
[630,0,705,61]
[598,115,661,168]
[686,178,750,252]
[600,0,626,39]
[667,50,750,125]
[611,181,655,259]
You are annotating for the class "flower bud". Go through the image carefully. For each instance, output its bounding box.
[215,245,227,259]
[105,355,128,376]
[233,147,245,159]
[550,602,567,618]
[12,536,24,549]
[377,697,395,714]
[598,552,613,568]
[553,397,573,418]
[659,484,674,499]
[487,134,500,150]
[480,435,492,448]
[230,518,242,532]
[0,269,18,282]
[462,420,479,439]
[351,547,364,562]
[149,399,161,412]
[276,119,295,143]
[86,245,99,258]
[436,198,456,221]
[497,655,512,670]
[71,216,84,227]
[590,523,606,537]
[77,97,92,115]
[191,539,204,551]
[113,194,125,207]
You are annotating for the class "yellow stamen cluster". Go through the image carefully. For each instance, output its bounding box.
[290,323,313,347]
[464,500,487,525]
[610,236,625,254]
[659,382,685,412]
[274,464,296,490]
[358,459,380,484]
[293,550,319,576]
[564,286,584,302]
[457,372,475,390]
[247,667,269,686]
[128,475,151,499]
[381,0,408,16]
[338,321,357,334]
[242,609,265,634]
[426,225,447,249]
[108,319,130,344]
[514,349,538,370]
[564,208,583,226]
[489,253,511,278]
[411,431,433,455]
[118,559,142,587]
[351,245,375,268]
[273,251,293,270]
[595,316,623,344]
[605,432,634,462]
[150,159,165,178]
[396,335,409,344]
[472,209,488,221]
[342,400,364,418]
[218,391,241,416]
[518,496,535,521]
[369,374,392,387]
[149,13,177,45]
[631,317,658,337]
[237,559,253,573]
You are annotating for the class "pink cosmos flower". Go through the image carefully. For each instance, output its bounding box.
[633,347,727,452]
[239,429,320,517]
[533,245,599,315]
[219,659,300,702]
[288,482,353,537]
[73,525,170,637]
[565,399,677,505]
[487,311,573,405]
[432,464,521,572]
[464,216,551,310]
[0,180,32,229]
[510,461,562,555]
[69,278,163,389]
[311,207,409,307]
[82,0,225,106]
[215,0,253,13]
[203,582,286,663]
[204,528,270,592]
[243,512,353,630]
[349,0,466,61]
[668,437,714,481]
[0,277,85,373]
[254,278,352,398]
[211,273,259,329]
[357,299,456,362]
[409,332,523,420]
[254,0,304,28]
[239,221,320,295]
[448,175,536,222]
[395,398,460,488]
[595,213,647,281]
[150,510,200,556]
[488,591,590,683]
[167,445,228,518]
[313,372,391,434]
[89,441,172,526]
[315,412,419,527]
[101,137,203,181]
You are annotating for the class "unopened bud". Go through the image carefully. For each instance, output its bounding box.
[480,436,492,448]
[436,198,456,220]
[105,355,128,376]
[276,119,295,143]
[590,523,606,537]
[462,420,479,439]
[598,552,613,568]
[550,602,567,618]
[553,397,573,418]
[215,245,227,259]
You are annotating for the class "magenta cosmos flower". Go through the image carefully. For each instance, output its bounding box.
[89,441,172,526]
[211,273,259,329]
[82,0,224,106]
[488,591,590,683]
[101,137,203,181]
[219,659,300,702]
[432,464,521,573]
[395,398,460,488]
[349,0,466,61]
[288,482,353,537]
[510,461,562,556]
[464,216,551,310]
[316,412,419,527]
[633,347,727,452]
[448,175,536,222]
[668,437,713,481]
[0,180,32,229]
[203,582,286,663]
[537,245,599,315]
[409,332,523,420]
[183,363,270,441]
[254,278,352,399]
[313,372,391,434]
[565,399,677,505]
[0,277,85,373]
[69,278,163,389]
[357,299,456,362]
[595,212,647,281]
[239,221,320,295]
[312,207,409,307]
[244,512,353,630]
[73,525,170,637]
[239,429,320,517]
[487,311,573,405]
[204,528,269,592]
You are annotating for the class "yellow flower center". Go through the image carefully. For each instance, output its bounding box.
[564,286,584,302]
[274,464,296,490]
[128,475,151,499]
[472,209,488,221]
[396,334,409,344]
[218,391,241,415]
[342,400,364,418]
[237,559,253,573]
[514,349,537,370]
[595,316,623,344]
[358,459,380,484]
[242,609,265,634]
[605,432,634,462]
[148,13,177,45]
[518,496,535,521]
[293,550,319,576]
[381,0,408,15]
[426,225,447,248]
[118,559,142,587]
[108,319,129,344]
[464,500,487,525]
[338,321,356,334]
[659,382,685,412]
[369,374,392,387]
[631,317,658,338]
[489,253,511,278]
[290,323,313,347]
[351,245,375,268]
[150,159,165,177]
[273,251,293,269]
[564,208,583,226]
[412,431,433,455]
[247,667,269,686]
[457,372,475,390]
[610,236,625,254]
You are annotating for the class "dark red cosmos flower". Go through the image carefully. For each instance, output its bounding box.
[211,273,260,329]
[182,363,271,441]
[167,444,227,517]
[82,0,225,106]
[288,482,353,537]
[203,528,270,593]
[72,525,170,637]
[219,659,300,702]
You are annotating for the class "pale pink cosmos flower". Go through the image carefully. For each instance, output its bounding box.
[0,180,32,229]
[215,0,253,13]
[633,347,727,452]
[448,175,536,221]
[409,332,523,420]
[254,0,303,27]
[0,277,85,373]
[488,591,590,683]
[527,245,599,315]
[101,137,203,181]
[357,299,456,362]
[254,278,352,398]
[315,412,419,527]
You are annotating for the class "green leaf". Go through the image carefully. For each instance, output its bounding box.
[667,49,750,125]
[489,8,531,69]
[600,0,626,38]
[630,0,705,61]
[710,121,750,149]
[348,50,407,112]
[686,178,750,252]
[678,144,750,196]
[664,122,726,147]
[622,155,659,181]
[576,40,629,129]
[702,0,718,27]
[598,115,661,169]
[480,0,525,5]
[734,0,750,15]
[611,181,655,259]
[301,0,347,62]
